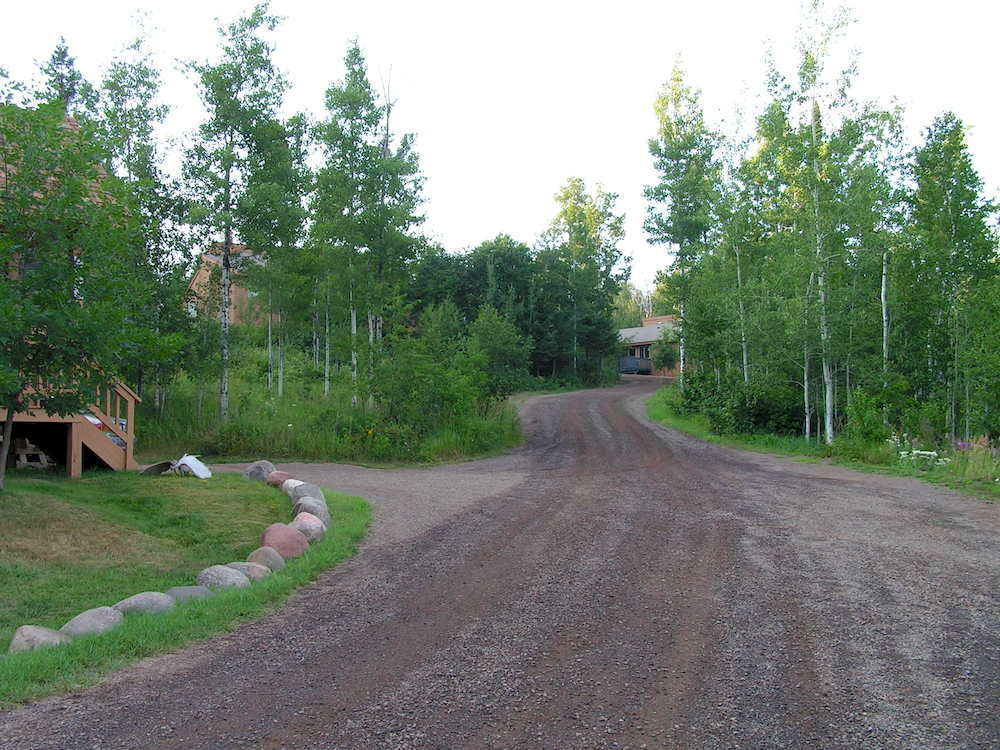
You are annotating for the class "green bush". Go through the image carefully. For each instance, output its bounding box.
[373,342,478,436]
[466,305,532,401]
[833,389,892,462]
[688,373,802,435]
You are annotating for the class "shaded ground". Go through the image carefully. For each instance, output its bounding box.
[1,377,997,749]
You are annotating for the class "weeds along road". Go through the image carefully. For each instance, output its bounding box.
[2,377,998,749]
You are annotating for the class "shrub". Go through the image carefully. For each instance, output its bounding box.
[466,305,532,401]
[373,342,477,436]
[834,389,892,462]
[692,374,802,435]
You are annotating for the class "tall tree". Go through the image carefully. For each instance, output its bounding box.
[536,177,626,382]
[644,63,720,386]
[0,103,140,489]
[364,81,423,356]
[313,41,383,404]
[314,63,422,389]
[37,37,97,117]
[237,113,311,397]
[897,113,997,438]
[184,2,286,419]
[101,34,192,407]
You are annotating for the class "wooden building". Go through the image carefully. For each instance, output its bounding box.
[618,315,679,376]
[186,244,261,326]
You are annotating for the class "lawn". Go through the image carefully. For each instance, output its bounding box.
[0,470,370,706]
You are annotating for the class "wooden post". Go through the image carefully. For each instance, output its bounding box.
[67,421,82,478]
[126,392,135,470]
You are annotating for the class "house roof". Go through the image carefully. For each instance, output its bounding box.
[618,316,678,345]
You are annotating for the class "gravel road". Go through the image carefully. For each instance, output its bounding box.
[1,377,997,749]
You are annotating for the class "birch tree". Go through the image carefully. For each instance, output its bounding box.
[644,63,720,388]
[184,2,286,420]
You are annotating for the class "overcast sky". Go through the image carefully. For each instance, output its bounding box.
[5,0,999,288]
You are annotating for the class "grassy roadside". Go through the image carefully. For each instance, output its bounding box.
[647,386,999,502]
[0,472,370,706]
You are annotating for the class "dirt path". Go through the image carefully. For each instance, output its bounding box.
[2,378,997,749]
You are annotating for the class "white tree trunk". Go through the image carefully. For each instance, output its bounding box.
[811,102,833,446]
[349,270,358,408]
[220,228,231,421]
[266,288,273,394]
[323,299,330,397]
[803,343,811,440]
[881,251,889,374]
[277,318,285,399]
[735,245,749,384]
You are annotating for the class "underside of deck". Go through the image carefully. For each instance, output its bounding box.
[1,383,140,477]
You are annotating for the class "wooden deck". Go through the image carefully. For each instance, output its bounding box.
[0,382,140,477]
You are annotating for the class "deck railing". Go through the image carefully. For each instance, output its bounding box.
[4,381,140,475]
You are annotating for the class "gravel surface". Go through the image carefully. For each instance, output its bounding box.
[1,377,997,749]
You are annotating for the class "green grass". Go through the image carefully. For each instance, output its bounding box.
[0,471,370,706]
[135,370,523,466]
[647,386,999,501]
[646,386,831,459]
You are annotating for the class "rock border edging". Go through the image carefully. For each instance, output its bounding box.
[7,460,331,655]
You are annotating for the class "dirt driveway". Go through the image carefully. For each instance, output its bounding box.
[1,378,997,749]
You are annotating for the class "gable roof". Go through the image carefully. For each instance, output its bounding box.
[618,315,678,345]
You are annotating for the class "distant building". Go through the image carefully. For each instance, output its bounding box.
[186,244,262,326]
[618,315,678,376]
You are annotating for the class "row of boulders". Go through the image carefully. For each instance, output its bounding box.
[7,460,331,655]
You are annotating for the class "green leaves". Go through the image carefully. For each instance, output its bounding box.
[0,103,137,420]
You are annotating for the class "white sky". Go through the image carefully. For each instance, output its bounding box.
[5,0,999,289]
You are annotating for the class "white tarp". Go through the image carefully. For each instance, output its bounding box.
[175,454,212,479]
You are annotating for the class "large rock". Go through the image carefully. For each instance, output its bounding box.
[197,564,251,589]
[226,562,271,582]
[261,523,309,559]
[266,470,293,488]
[165,585,214,602]
[290,512,327,543]
[292,497,331,527]
[60,606,123,637]
[113,592,176,615]
[243,460,277,482]
[280,478,305,495]
[9,625,72,654]
[247,545,285,571]
[289,482,324,502]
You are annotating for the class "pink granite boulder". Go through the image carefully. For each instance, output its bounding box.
[261,523,309,559]
[266,470,292,488]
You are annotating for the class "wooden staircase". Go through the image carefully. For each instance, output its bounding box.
[1,383,140,477]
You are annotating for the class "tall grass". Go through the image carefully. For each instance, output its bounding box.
[647,386,831,458]
[648,385,999,499]
[138,370,521,464]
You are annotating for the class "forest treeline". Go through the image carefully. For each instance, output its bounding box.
[642,10,998,466]
[0,4,627,468]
